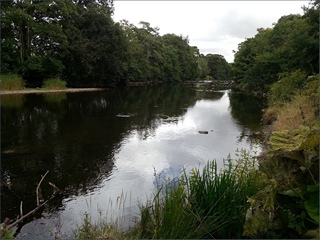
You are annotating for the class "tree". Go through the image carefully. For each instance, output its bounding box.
[205,54,231,80]
[60,1,128,87]
[232,4,319,93]
[162,34,198,81]
[1,0,71,86]
[197,54,209,80]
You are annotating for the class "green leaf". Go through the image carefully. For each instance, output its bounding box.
[304,191,319,224]
[279,188,302,197]
[306,185,319,193]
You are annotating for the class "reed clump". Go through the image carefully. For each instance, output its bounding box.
[75,150,261,239]
[133,149,261,239]
[1,74,25,91]
[42,78,67,89]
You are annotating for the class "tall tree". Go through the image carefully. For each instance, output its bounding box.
[1,0,71,86]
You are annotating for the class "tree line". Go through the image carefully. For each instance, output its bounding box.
[1,0,232,88]
[232,0,319,95]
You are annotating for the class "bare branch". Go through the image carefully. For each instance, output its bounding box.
[20,201,23,217]
[4,170,63,232]
[7,196,54,230]
[49,182,62,194]
[36,170,49,206]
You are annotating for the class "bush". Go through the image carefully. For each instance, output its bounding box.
[269,70,308,104]
[42,78,67,89]
[0,74,25,91]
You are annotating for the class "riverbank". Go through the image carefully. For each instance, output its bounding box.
[0,88,107,95]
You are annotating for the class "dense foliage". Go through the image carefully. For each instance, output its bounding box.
[233,2,319,237]
[1,0,231,88]
[232,0,319,93]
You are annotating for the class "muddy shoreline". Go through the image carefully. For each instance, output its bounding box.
[0,88,107,95]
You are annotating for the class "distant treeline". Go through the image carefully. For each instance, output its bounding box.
[1,0,232,88]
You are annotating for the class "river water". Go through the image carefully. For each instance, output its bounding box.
[1,84,265,239]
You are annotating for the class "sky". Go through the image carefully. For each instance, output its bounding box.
[112,1,307,63]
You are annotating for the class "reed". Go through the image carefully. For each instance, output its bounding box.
[1,74,25,91]
[135,149,261,239]
[74,150,261,239]
[73,191,130,239]
[42,78,67,89]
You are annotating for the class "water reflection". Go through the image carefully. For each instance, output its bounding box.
[1,86,264,239]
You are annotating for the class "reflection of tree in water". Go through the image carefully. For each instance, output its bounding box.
[1,85,199,222]
[228,90,266,144]
[195,90,224,101]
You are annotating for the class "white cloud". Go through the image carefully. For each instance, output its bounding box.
[113,1,306,62]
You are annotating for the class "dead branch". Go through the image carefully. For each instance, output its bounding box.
[7,196,54,230]
[5,171,62,231]
[48,182,62,194]
[20,201,23,217]
[36,170,49,206]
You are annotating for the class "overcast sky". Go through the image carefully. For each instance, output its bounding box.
[112,1,307,63]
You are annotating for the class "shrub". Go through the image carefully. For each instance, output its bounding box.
[0,74,25,91]
[42,78,67,89]
[269,70,308,104]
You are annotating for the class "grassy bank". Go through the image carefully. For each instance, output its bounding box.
[243,75,319,238]
[74,150,263,239]
[1,74,67,91]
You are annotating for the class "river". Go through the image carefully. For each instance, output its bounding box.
[1,84,265,239]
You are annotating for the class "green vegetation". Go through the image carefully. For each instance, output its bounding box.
[244,77,319,239]
[73,212,125,240]
[2,0,318,238]
[135,151,261,239]
[73,1,319,238]
[42,78,67,90]
[232,1,318,93]
[1,0,231,88]
[0,74,25,91]
[206,54,232,80]
[74,150,262,239]
[233,2,319,237]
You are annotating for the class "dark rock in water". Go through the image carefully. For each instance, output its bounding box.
[159,114,169,119]
[198,130,208,134]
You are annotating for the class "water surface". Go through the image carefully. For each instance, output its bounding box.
[1,85,264,239]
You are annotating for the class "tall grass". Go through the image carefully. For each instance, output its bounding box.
[42,78,67,89]
[263,79,319,131]
[73,191,131,239]
[74,150,261,239]
[1,74,25,90]
[134,149,261,239]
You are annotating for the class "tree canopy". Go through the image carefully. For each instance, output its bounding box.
[1,0,215,87]
[232,0,319,92]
